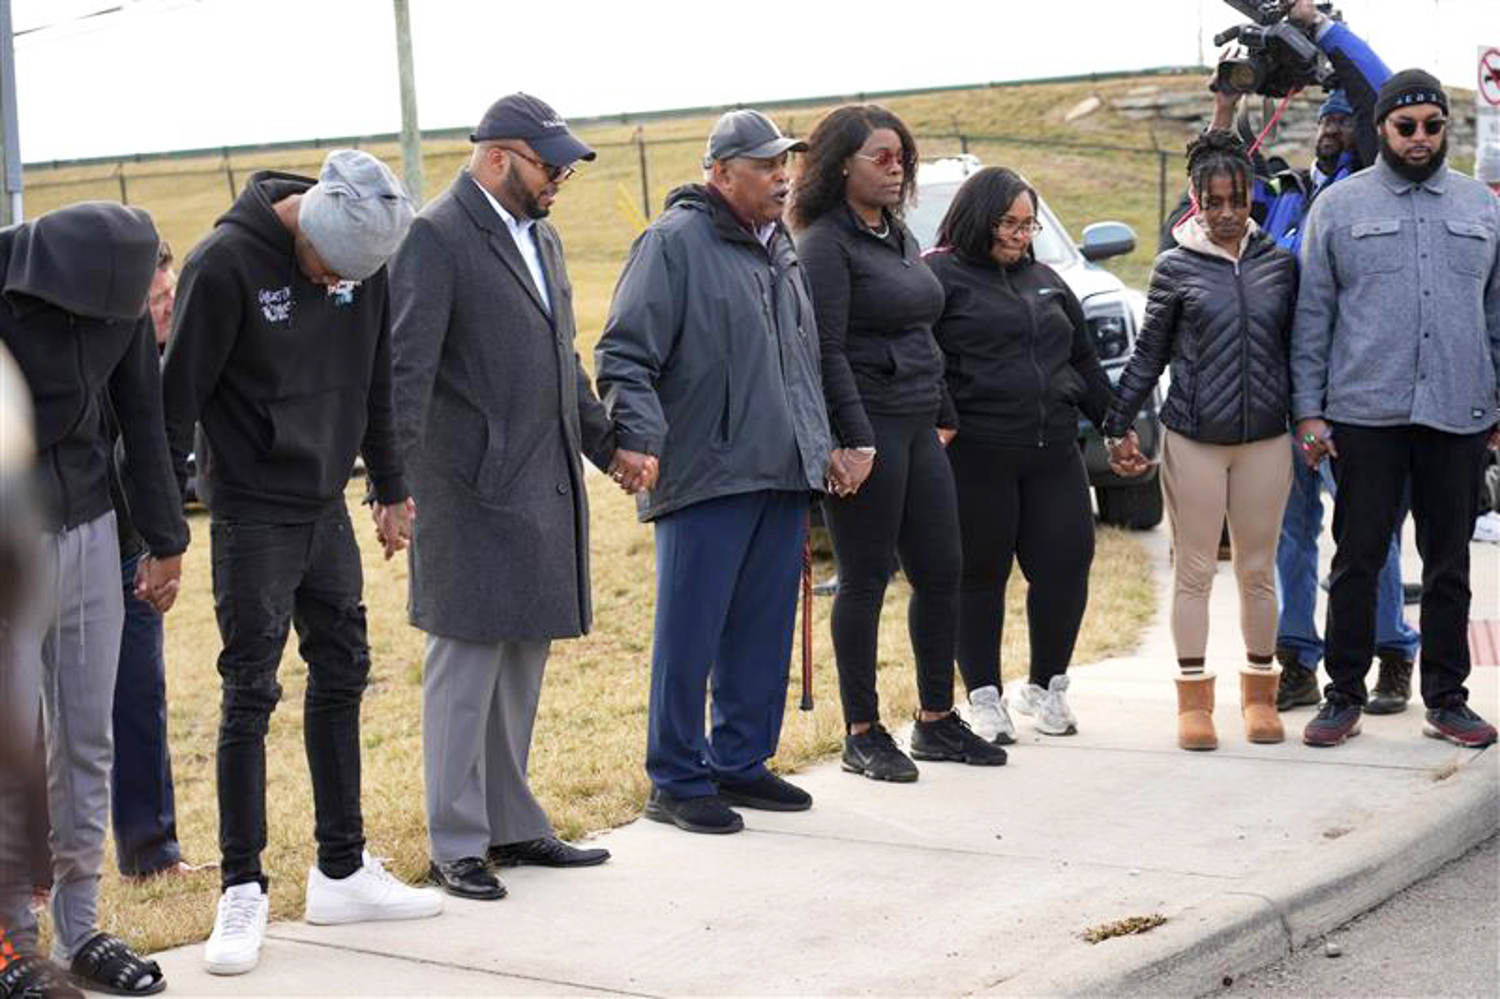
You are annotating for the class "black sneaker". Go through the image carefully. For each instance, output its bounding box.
[716,773,812,811]
[909,711,1008,766]
[1366,652,1413,715]
[1303,693,1363,747]
[1423,703,1498,748]
[1274,651,1321,711]
[842,724,919,782]
[643,788,744,834]
[0,953,84,999]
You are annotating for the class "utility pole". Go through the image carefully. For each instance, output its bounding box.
[0,0,23,224]
[392,0,422,204]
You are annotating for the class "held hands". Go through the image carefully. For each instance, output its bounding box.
[1295,418,1338,470]
[133,554,182,614]
[372,497,416,560]
[1106,430,1150,478]
[608,449,658,495]
[826,447,874,498]
[936,427,957,448]
[1488,426,1500,451]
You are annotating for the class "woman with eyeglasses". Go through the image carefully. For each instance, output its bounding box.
[791,105,1007,783]
[1103,131,1297,752]
[926,167,1126,743]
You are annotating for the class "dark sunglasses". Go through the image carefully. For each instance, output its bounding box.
[854,148,904,170]
[504,146,576,183]
[1391,117,1446,138]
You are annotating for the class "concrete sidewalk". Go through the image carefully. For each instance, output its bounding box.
[150,526,1500,997]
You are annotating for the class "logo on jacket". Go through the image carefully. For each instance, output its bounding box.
[327,280,359,307]
[258,286,292,323]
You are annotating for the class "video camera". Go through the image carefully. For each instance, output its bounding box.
[1212,0,1340,98]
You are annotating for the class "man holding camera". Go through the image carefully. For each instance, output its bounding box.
[1292,70,1500,750]
[1213,0,1419,716]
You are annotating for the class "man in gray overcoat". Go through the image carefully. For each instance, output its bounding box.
[390,93,650,900]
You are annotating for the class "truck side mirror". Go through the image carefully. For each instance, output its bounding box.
[1080,221,1137,262]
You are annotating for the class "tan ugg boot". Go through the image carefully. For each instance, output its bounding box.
[1240,667,1285,744]
[1175,673,1217,751]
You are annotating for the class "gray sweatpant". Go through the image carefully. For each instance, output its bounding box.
[0,512,123,960]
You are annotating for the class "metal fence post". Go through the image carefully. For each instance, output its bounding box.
[1157,150,1169,236]
[224,154,237,202]
[116,166,128,205]
[635,127,651,220]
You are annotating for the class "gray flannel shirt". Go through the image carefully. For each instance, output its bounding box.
[1290,159,1500,434]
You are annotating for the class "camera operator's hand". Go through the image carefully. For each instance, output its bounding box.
[1287,0,1328,32]
[1210,85,1242,131]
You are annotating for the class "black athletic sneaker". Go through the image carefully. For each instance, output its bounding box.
[842,724,919,783]
[909,711,1008,766]
[716,773,812,812]
[1303,693,1363,747]
[1274,651,1321,711]
[1366,652,1413,715]
[643,788,744,834]
[1423,703,1498,748]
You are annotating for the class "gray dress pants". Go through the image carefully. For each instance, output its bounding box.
[0,512,123,960]
[422,635,553,863]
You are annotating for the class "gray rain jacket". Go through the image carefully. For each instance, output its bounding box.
[595,185,831,521]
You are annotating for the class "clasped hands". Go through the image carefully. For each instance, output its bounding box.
[132,554,182,614]
[1106,430,1151,478]
[826,447,874,498]
[608,449,658,495]
[371,497,416,560]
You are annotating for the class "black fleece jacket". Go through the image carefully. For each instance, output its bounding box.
[0,203,186,554]
[161,171,405,523]
[927,249,1113,447]
[795,205,953,448]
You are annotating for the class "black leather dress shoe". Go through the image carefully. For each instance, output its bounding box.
[487,836,610,868]
[427,857,507,899]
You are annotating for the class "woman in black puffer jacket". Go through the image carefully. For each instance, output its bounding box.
[1103,131,1296,753]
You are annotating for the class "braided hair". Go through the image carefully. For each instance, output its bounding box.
[1186,130,1253,209]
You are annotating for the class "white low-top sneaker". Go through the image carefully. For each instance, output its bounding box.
[1013,679,1076,736]
[304,851,444,926]
[204,882,269,976]
[966,685,1016,744]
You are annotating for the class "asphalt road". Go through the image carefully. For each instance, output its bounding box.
[1220,835,1499,998]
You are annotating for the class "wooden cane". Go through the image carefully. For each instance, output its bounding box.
[800,519,814,711]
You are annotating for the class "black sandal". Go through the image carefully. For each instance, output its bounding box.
[0,953,83,998]
[66,934,164,996]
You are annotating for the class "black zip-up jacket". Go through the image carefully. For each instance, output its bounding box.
[595,184,832,522]
[0,203,186,555]
[927,249,1112,447]
[795,205,953,448]
[162,171,405,523]
[1104,224,1297,445]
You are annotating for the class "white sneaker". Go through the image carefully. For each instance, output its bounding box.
[304,851,444,926]
[966,685,1016,744]
[204,882,269,976]
[1473,511,1500,544]
[1013,678,1076,736]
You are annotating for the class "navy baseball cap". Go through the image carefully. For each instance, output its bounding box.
[470,93,596,166]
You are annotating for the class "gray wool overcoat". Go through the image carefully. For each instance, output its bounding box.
[389,170,615,643]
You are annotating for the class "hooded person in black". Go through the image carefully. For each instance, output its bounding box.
[0,201,185,994]
[160,150,442,979]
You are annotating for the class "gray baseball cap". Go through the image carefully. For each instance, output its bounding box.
[298,150,415,281]
[702,110,807,168]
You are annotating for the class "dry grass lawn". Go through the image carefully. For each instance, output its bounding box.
[83,478,1155,956]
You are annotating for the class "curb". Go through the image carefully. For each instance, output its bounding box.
[989,748,1500,997]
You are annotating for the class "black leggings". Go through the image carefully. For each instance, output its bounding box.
[948,437,1094,694]
[823,412,961,726]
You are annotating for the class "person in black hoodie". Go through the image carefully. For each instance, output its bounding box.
[792,105,1007,781]
[161,150,441,978]
[0,201,186,995]
[1103,132,1298,753]
[927,167,1128,744]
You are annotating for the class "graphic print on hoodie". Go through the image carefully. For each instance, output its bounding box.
[161,171,405,523]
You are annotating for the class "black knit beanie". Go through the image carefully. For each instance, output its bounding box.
[1374,69,1449,123]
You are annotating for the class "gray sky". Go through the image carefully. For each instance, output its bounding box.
[12,0,1496,163]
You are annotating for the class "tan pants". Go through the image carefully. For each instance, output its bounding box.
[1161,430,1292,663]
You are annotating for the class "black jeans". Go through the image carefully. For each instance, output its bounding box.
[948,437,1094,694]
[824,411,961,725]
[211,506,369,890]
[1326,423,1489,708]
[110,551,182,877]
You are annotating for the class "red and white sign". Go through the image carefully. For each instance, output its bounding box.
[1480,47,1500,107]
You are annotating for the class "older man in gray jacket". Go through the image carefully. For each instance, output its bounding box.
[390,94,639,900]
[1292,70,1500,750]
[596,111,833,835]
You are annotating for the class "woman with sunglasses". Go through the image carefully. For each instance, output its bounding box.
[1103,131,1298,752]
[926,167,1125,742]
[791,105,1007,782]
